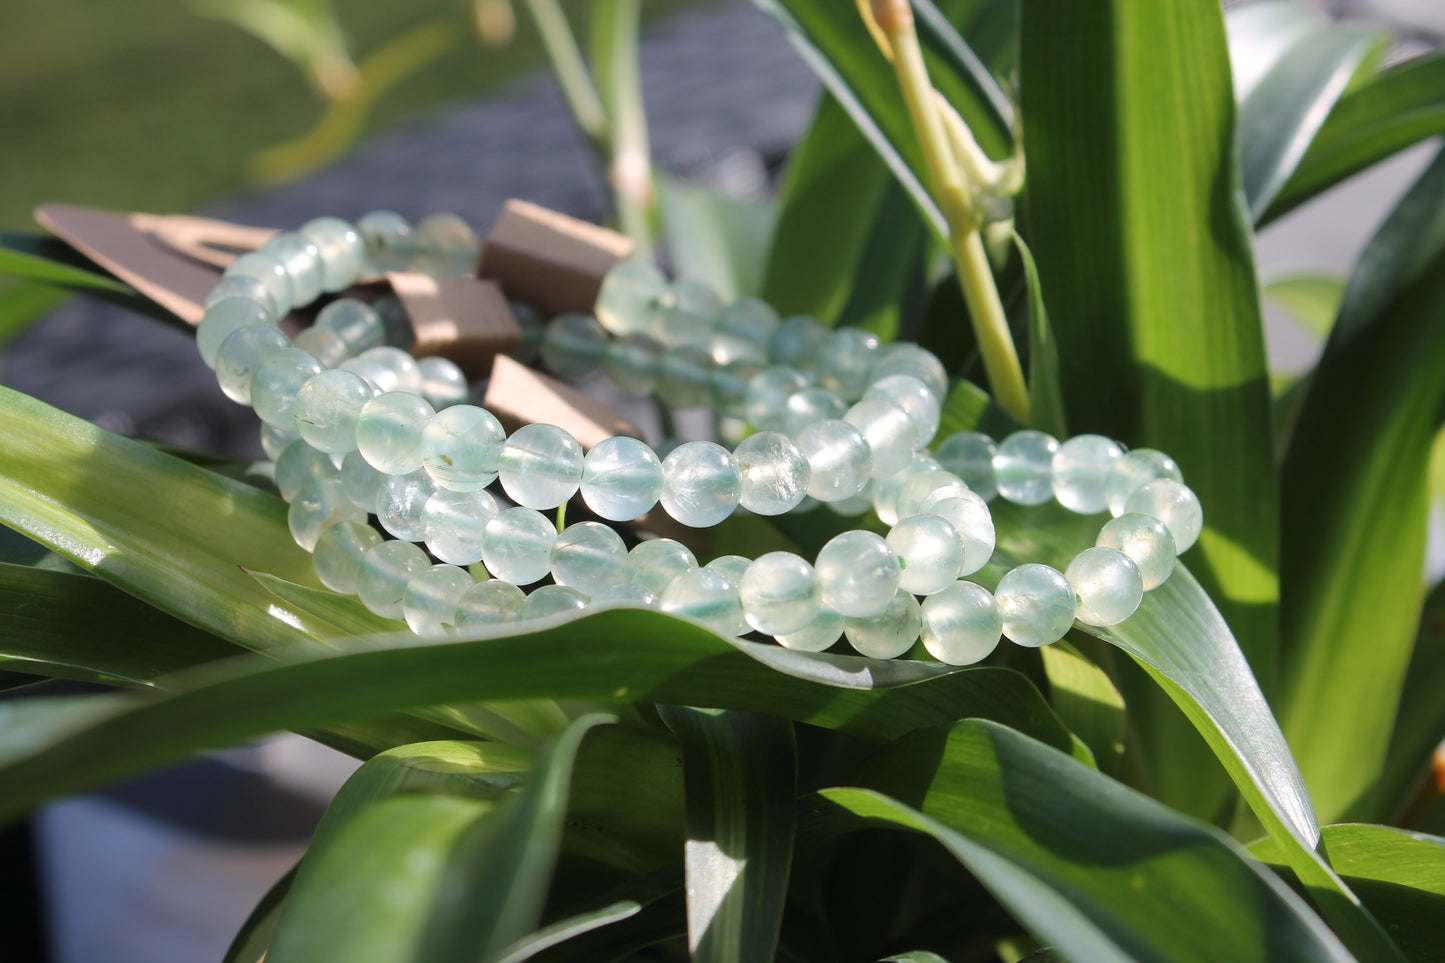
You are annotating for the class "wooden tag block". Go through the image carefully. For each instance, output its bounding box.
[483,355,639,449]
[388,273,522,380]
[477,199,633,318]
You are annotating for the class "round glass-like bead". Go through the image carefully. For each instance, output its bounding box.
[481,507,557,585]
[274,439,336,502]
[581,437,664,521]
[199,297,274,368]
[656,346,715,408]
[216,324,289,404]
[739,552,820,635]
[316,299,385,355]
[768,316,828,376]
[422,487,500,565]
[377,470,437,541]
[626,538,696,597]
[898,468,968,520]
[293,369,372,454]
[550,521,627,596]
[356,391,435,475]
[206,275,279,317]
[1097,513,1177,590]
[511,300,543,365]
[656,278,721,347]
[312,521,383,594]
[845,397,917,479]
[994,430,1060,506]
[712,359,762,419]
[262,232,323,307]
[783,387,847,437]
[603,334,663,397]
[260,423,300,461]
[225,251,293,316]
[402,564,473,638]
[413,212,479,267]
[340,449,385,513]
[864,375,940,447]
[596,260,668,337]
[542,313,608,379]
[844,588,922,659]
[706,555,751,582]
[662,567,747,637]
[356,540,430,619]
[872,452,941,526]
[870,343,948,400]
[921,582,1002,665]
[818,327,879,401]
[342,346,422,395]
[454,579,526,629]
[522,584,589,621]
[417,357,469,410]
[420,404,504,492]
[1105,449,1184,517]
[995,563,1076,647]
[591,581,657,609]
[734,431,810,516]
[1052,434,1124,514]
[830,486,874,517]
[288,478,364,551]
[887,514,964,596]
[922,491,996,576]
[251,349,324,432]
[660,441,741,528]
[712,297,777,364]
[797,419,871,502]
[744,366,808,432]
[776,604,844,652]
[1125,479,1203,553]
[1067,547,1144,627]
[816,530,901,618]
[498,424,585,510]
[299,216,365,293]
[935,432,998,502]
[358,210,416,271]
[292,326,350,367]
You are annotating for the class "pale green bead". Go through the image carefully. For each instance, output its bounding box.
[870,343,948,400]
[887,514,964,596]
[251,349,324,432]
[783,387,847,437]
[603,334,663,396]
[261,423,300,461]
[864,375,940,447]
[797,419,871,502]
[293,369,372,454]
[206,275,279,317]
[523,584,589,621]
[293,326,350,367]
[921,582,1002,665]
[421,404,504,492]
[872,452,941,526]
[378,470,437,541]
[923,492,995,576]
[376,296,415,347]
[816,530,900,618]
[1104,449,1183,517]
[712,297,777,365]
[1066,547,1143,627]
[216,325,289,404]
[358,210,416,271]
[288,478,365,551]
[1125,479,1202,553]
[499,423,584,510]
[818,327,879,401]
[626,538,696,597]
[225,251,293,315]
[1097,512,1176,590]
[340,449,385,513]
[830,486,874,517]
[316,299,385,355]
[898,469,968,519]
[740,551,820,635]
[744,366,808,431]
[845,397,917,478]
[994,430,1060,506]
[1052,434,1123,514]
[313,521,382,594]
[403,564,473,638]
[734,431,809,516]
[591,582,657,609]
[422,488,500,565]
[596,260,668,336]
[454,579,526,628]
[656,278,722,347]
[542,313,608,379]
[274,439,336,501]
[262,232,323,306]
[996,563,1075,647]
[935,432,998,502]
[657,346,715,408]
[662,567,747,637]
[844,588,921,659]
[581,437,663,521]
[768,316,828,376]
[417,357,468,409]
[299,217,365,293]
[705,555,751,583]
[413,212,479,268]
[775,604,844,652]
[481,507,557,585]
[510,300,544,365]
[660,441,741,527]
[550,521,627,596]
[357,540,430,619]
[199,297,274,367]
[356,391,435,475]
[711,359,762,419]
[343,346,422,395]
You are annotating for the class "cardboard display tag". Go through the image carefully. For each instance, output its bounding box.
[477,199,633,318]
[387,272,522,379]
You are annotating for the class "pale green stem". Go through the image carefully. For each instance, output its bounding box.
[523,0,610,151]
[591,0,656,260]
[556,500,568,533]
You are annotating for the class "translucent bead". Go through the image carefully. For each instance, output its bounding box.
[740,552,821,635]
[1052,434,1124,514]
[550,521,627,596]
[417,357,469,409]
[744,366,808,432]
[768,316,828,376]
[510,301,544,365]
[358,210,416,271]
[776,604,845,652]
[541,313,608,379]
[1125,479,1203,553]
[413,212,479,267]
[845,397,917,479]
[340,449,385,513]
[299,217,365,293]
[422,488,500,565]
[355,391,434,476]
[313,521,383,594]
[225,251,293,316]
[603,334,663,397]
[206,275,279,318]
[260,423,300,461]
[293,326,351,367]
[293,369,371,454]
[995,563,1076,647]
[734,431,810,516]
[898,469,968,519]
[591,582,657,609]
[660,441,741,528]
[216,325,289,404]
[454,579,527,628]
[923,491,996,576]
[656,278,722,347]
[864,375,940,447]
[830,486,874,517]
[316,299,385,355]
[818,328,880,401]
[286,477,362,550]
[656,346,715,408]
[870,343,948,400]
[1097,513,1177,590]
[522,584,590,621]
[712,297,777,364]
[377,470,437,541]
[626,538,696,597]
[816,530,901,618]
[356,540,430,619]
[1067,547,1144,627]
[935,432,998,502]
[921,582,1002,665]
[403,564,473,638]
[596,260,668,337]
[199,297,274,367]
[342,346,422,395]
[994,430,1060,506]
[844,588,922,659]
[274,439,336,501]
[887,514,964,596]
[662,567,747,637]
[498,424,585,510]
[581,437,664,521]
[783,387,847,437]
[705,555,751,583]
[252,349,324,432]
[797,420,871,502]
[1104,449,1184,517]
[481,507,557,585]
[421,404,505,492]
[262,232,323,306]
[379,296,418,348]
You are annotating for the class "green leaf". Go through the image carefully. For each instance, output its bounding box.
[661,707,794,963]
[0,280,65,350]
[879,953,951,963]
[658,176,774,301]
[910,0,1016,144]
[248,570,401,638]
[493,901,645,963]
[0,232,183,328]
[1037,640,1124,775]
[1011,231,1065,438]
[1264,273,1347,343]
[223,864,295,963]
[1225,1,1321,103]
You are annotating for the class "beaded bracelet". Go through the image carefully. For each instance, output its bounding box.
[197,209,1203,665]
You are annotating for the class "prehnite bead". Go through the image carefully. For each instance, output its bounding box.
[1125,479,1203,553]
[590,582,657,608]
[768,316,828,376]
[830,486,874,517]
[739,552,821,635]
[660,441,742,528]
[340,449,385,513]
[797,419,872,502]
[522,584,589,621]
[225,251,293,316]
[844,588,922,659]
[845,397,917,479]
[1096,513,1177,590]
[995,563,1076,647]
[783,387,847,437]
[656,278,721,347]
[402,564,473,638]
[299,217,365,293]
[417,357,468,409]
[775,604,844,652]
[816,530,901,618]
[377,470,437,541]
[994,430,1061,506]
[541,313,609,379]
[356,540,430,619]
[744,366,808,432]
[661,568,747,637]
[316,299,385,355]
[864,375,940,447]
[872,452,941,526]
[216,324,289,404]
[596,260,668,337]
[422,487,500,565]
[420,404,504,492]
[342,346,422,395]
[312,521,383,594]
[1052,434,1124,515]
[1104,449,1184,517]
[498,423,585,510]
[898,468,968,520]
[656,346,715,408]
[887,514,965,596]
[603,334,663,396]
[292,326,350,367]
[293,369,372,454]
[251,349,324,433]
[358,210,416,271]
[454,579,526,628]
[733,431,810,516]
[935,432,999,502]
[481,507,557,585]
[355,391,433,475]
[274,439,336,501]
[260,423,300,461]
[206,275,279,318]
[712,297,777,365]
[413,212,479,267]
[1066,547,1144,627]
[263,232,323,306]
[198,297,274,368]
[818,327,879,401]
[581,436,664,521]
[921,582,1003,665]
[870,343,948,400]
[288,478,365,551]
[922,491,996,576]
[626,538,696,597]
[550,521,627,596]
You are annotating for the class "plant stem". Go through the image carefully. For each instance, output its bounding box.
[591,0,656,260]
[522,0,610,151]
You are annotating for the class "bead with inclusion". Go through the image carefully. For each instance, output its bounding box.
[656,345,715,408]
[995,563,1076,647]
[356,391,435,475]
[816,530,901,618]
[818,327,880,401]
[293,369,372,454]
[661,441,741,527]
[342,346,422,395]
[844,588,922,659]
[797,419,872,502]
[864,375,940,447]
[596,259,668,336]
[453,579,526,629]
[377,470,437,541]
[225,251,293,315]
[1125,479,1203,553]
[523,584,589,621]
[421,404,505,492]
[1104,449,1183,517]
[274,439,336,501]
[626,538,696,597]
[402,564,474,638]
[541,313,608,379]
[922,491,995,575]
[870,343,948,400]
[581,437,663,521]
[288,478,365,551]
[921,582,1002,665]
[776,604,845,652]
[1052,434,1124,514]
[656,278,722,347]
[358,210,416,271]
[603,334,663,396]
[340,449,385,512]
[783,387,847,436]
[740,551,820,635]
[994,430,1060,506]
[550,521,627,596]
[712,297,777,364]
[1067,547,1144,626]
[1097,512,1176,590]
[206,275,279,318]
[887,513,964,596]
[262,232,323,306]
[199,297,274,367]
[417,357,468,409]
[356,540,430,619]
[217,325,289,404]
[261,423,300,461]
[734,431,810,515]
[935,432,998,502]
[768,316,828,376]
[662,567,748,636]
[316,299,385,355]
[481,507,557,585]
[293,326,350,367]
[299,217,365,293]
[898,468,968,519]
[744,366,808,431]
[705,555,751,583]
[422,487,500,565]
[872,452,941,526]
[499,423,585,510]
[313,521,383,594]
[845,397,917,479]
